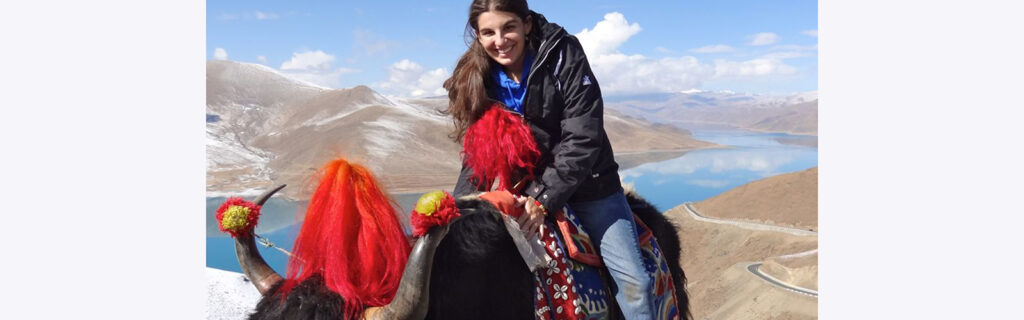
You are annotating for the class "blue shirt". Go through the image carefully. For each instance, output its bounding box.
[491,51,535,114]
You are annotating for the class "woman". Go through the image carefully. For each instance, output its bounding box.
[445,0,658,318]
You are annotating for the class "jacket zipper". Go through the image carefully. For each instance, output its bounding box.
[517,37,563,119]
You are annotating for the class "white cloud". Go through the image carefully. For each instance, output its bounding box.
[280,50,335,71]
[802,29,818,37]
[277,50,359,88]
[713,58,797,78]
[213,48,228,60]
[256,56,267,64]
[762,44,818,60]
[589,53,715,94]
[575,12,642,56]
[254,11,278,20]
[748,32,779,46]
[690,45,734,54]
[376,59,448,97]
[655,47,673,54]
[574,14,799,95]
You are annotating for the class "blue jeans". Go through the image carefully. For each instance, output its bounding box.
[569,190,654,320]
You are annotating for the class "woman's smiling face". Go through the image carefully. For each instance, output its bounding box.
[476,9,532,72]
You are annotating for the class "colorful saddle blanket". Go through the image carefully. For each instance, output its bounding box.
[531,207,680,320]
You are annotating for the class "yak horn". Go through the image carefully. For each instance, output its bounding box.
[362,224,450,320]
[234,184,287,295]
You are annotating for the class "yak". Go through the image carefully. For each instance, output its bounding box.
[227,161,689,320]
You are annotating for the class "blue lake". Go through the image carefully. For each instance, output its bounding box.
[206,130,817,274]
[620,130,818,210]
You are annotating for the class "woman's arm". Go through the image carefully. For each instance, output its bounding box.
[453,160,486,197]
[523,36,605,213]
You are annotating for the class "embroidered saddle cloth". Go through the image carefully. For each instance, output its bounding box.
[479,191,680,320]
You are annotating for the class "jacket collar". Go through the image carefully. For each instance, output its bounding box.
[529,11,568,57]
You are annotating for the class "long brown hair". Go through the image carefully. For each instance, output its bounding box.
[442,0,535,142]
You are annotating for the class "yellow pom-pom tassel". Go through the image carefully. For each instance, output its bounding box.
[221,205,253,232]
[414,190,447,216]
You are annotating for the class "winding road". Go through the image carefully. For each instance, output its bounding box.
[681,202,818,297]
[682,202,817,236]
[746,262,818,297]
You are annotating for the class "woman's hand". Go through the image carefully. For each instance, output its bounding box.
[515,196,547,239]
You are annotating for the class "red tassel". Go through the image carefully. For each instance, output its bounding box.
[277,158,411,319]
[463,104,540,191]
[409,191,460,237]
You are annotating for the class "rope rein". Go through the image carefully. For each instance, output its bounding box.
[255,233,293,257]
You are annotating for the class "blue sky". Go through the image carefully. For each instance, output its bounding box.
[207,0,817,96]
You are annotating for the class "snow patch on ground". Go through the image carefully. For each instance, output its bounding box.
[206,127,271,170]
[300,103,372,127]
[390,99,451,123]
[207,267,262,320]
[244,62,331,91]
[363,117,414,160]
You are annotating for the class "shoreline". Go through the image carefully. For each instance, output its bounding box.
[666,120,817,137]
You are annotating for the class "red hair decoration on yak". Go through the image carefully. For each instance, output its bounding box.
[462,104,540,192]
[278,158,411,319]
[219,158,457,320]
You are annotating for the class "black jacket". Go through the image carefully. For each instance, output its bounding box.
[454,12,621,212]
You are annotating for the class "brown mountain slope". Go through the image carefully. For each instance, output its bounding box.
[745,101,818,135]
[761,250,818,291]
[249,94,463,198]
[694,167,818,231]
[664,204,817,320]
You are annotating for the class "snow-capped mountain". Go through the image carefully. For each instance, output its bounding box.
[606,90,818,135]
[207,61,463,198]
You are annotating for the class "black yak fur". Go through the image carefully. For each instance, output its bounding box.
[245,192,689,320]
[424,197,536,319]
[248,274,347,320]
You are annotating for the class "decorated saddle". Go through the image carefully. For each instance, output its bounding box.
[477,190,681,320]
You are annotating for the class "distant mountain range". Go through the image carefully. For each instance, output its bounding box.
[605,90,818,135]
[207,60,715,199]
